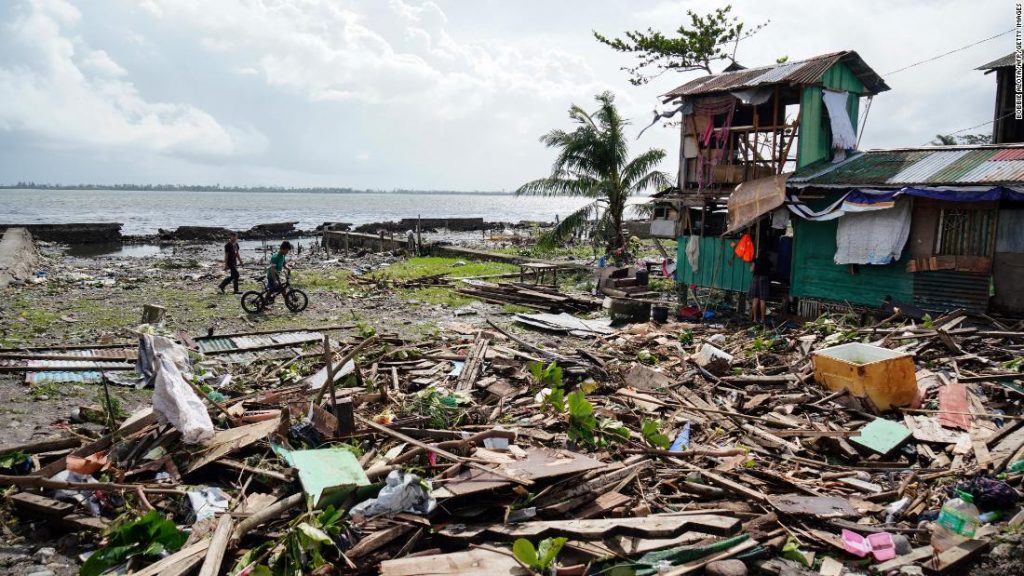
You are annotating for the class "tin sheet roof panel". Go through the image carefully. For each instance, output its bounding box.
[887,150,970,184]
[26,371,104,385]
[664,50,888,99]
[791,145,1024,187]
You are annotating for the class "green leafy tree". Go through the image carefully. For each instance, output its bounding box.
[517,92,669,252]
[594,5,768,85]
[931,133,992,146]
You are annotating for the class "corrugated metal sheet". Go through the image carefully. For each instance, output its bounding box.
[664,51,889,99]
[790,145,1024,187]
[978,53,1015,70]
[0,359,131,371]
[197,331,322,354]
[990,148,1024,161]
[675,236,752,292]
[913,271,990,313]
[0,348,136,360]
[958,159,1024,183]
[889,151,969,184]
[26,371,103,385]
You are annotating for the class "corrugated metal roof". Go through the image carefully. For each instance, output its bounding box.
[0,359,132,371]
[663,50,889,99]
[913,271,990,313]
[26,371,103,385]
[977,53,1015,70]
[197,331,322,354]
[790,145,1024,187]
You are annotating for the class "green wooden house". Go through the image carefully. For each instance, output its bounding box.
[655,51,889,298]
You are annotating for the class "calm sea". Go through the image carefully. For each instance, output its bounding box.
[0,189,648,236]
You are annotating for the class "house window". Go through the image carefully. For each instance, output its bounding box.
[654,206,669,219]
[934,208,998,257]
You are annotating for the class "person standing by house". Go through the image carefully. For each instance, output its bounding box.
[218,232,243,294]
[748,251,773,324]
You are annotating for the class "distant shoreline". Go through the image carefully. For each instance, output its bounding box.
[0,186,511,195]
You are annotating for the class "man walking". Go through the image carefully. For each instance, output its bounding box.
[218,232,243,294]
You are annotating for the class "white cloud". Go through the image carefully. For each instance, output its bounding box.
[0,0,265,157]
[138,0,606,116]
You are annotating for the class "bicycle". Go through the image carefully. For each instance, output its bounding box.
[241,270,308,314]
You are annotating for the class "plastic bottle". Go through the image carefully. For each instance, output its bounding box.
[930,491,980,553]
[1007,459,1024,473]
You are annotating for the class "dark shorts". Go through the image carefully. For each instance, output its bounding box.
[748,275,770,300]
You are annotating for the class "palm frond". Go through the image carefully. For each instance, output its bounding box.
[515,176,603,197]
[629,170,672,195]
[621,148,668,190]
[537,200,603,250]
[630,202,656,219]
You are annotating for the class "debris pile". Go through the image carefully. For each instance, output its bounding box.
[0,308,1022,576]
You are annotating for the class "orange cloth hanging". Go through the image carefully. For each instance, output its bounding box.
[734,233,755,263]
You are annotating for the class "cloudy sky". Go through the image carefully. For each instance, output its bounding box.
[0,0,1010,190]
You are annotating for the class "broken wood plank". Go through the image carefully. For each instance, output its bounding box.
[768,495,858,519]
[380,547,529,576]
[938,383,972,430]
[439,513,741,541]
[870,546,934,573]
[924,539,989,574]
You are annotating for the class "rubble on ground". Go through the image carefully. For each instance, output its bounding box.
[0,304,1021,576]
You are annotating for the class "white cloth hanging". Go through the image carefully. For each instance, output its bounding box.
[686,235,701,272]
[822,89,857,152]
[834,199,911,265]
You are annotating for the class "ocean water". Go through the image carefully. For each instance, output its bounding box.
[0,188,647,236]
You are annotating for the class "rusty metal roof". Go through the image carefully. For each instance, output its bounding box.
[663,51,889,100]
[789,145,1024,188]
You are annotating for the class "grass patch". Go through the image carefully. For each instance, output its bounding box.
[379,257,517,280]
[502,303,534,314]
[400,286,475,307]
[302,270,353,292]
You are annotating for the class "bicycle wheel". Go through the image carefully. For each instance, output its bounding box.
[241,291,264,313]
[285,288,308,312]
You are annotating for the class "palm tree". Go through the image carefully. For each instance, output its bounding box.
[517,92,670,253]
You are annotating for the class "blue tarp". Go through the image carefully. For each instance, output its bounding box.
[846,186,1024,205]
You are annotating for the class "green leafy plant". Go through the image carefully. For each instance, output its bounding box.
[513,537,567,572]
[80,511,187,576]
[567,390,628,447]
[529,361,563,389]
[0,450,31,475]
[232,506,348,576]
[1003,357,1024,373]
[677,329,694,345]
[641,419,671,449]
[356,321,377,339]
[531,362,566,414]
[921,313,935,329]
[408,386,470,429]
[636,349,658,365]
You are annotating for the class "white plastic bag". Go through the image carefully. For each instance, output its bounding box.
[152,353,214,444]
[349,470,436,518]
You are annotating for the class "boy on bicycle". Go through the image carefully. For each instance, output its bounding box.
[267,240,293,298]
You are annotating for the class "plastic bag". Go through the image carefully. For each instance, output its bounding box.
[152,353,214,444]
[349,470,436,518]
[733,233,755,263]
